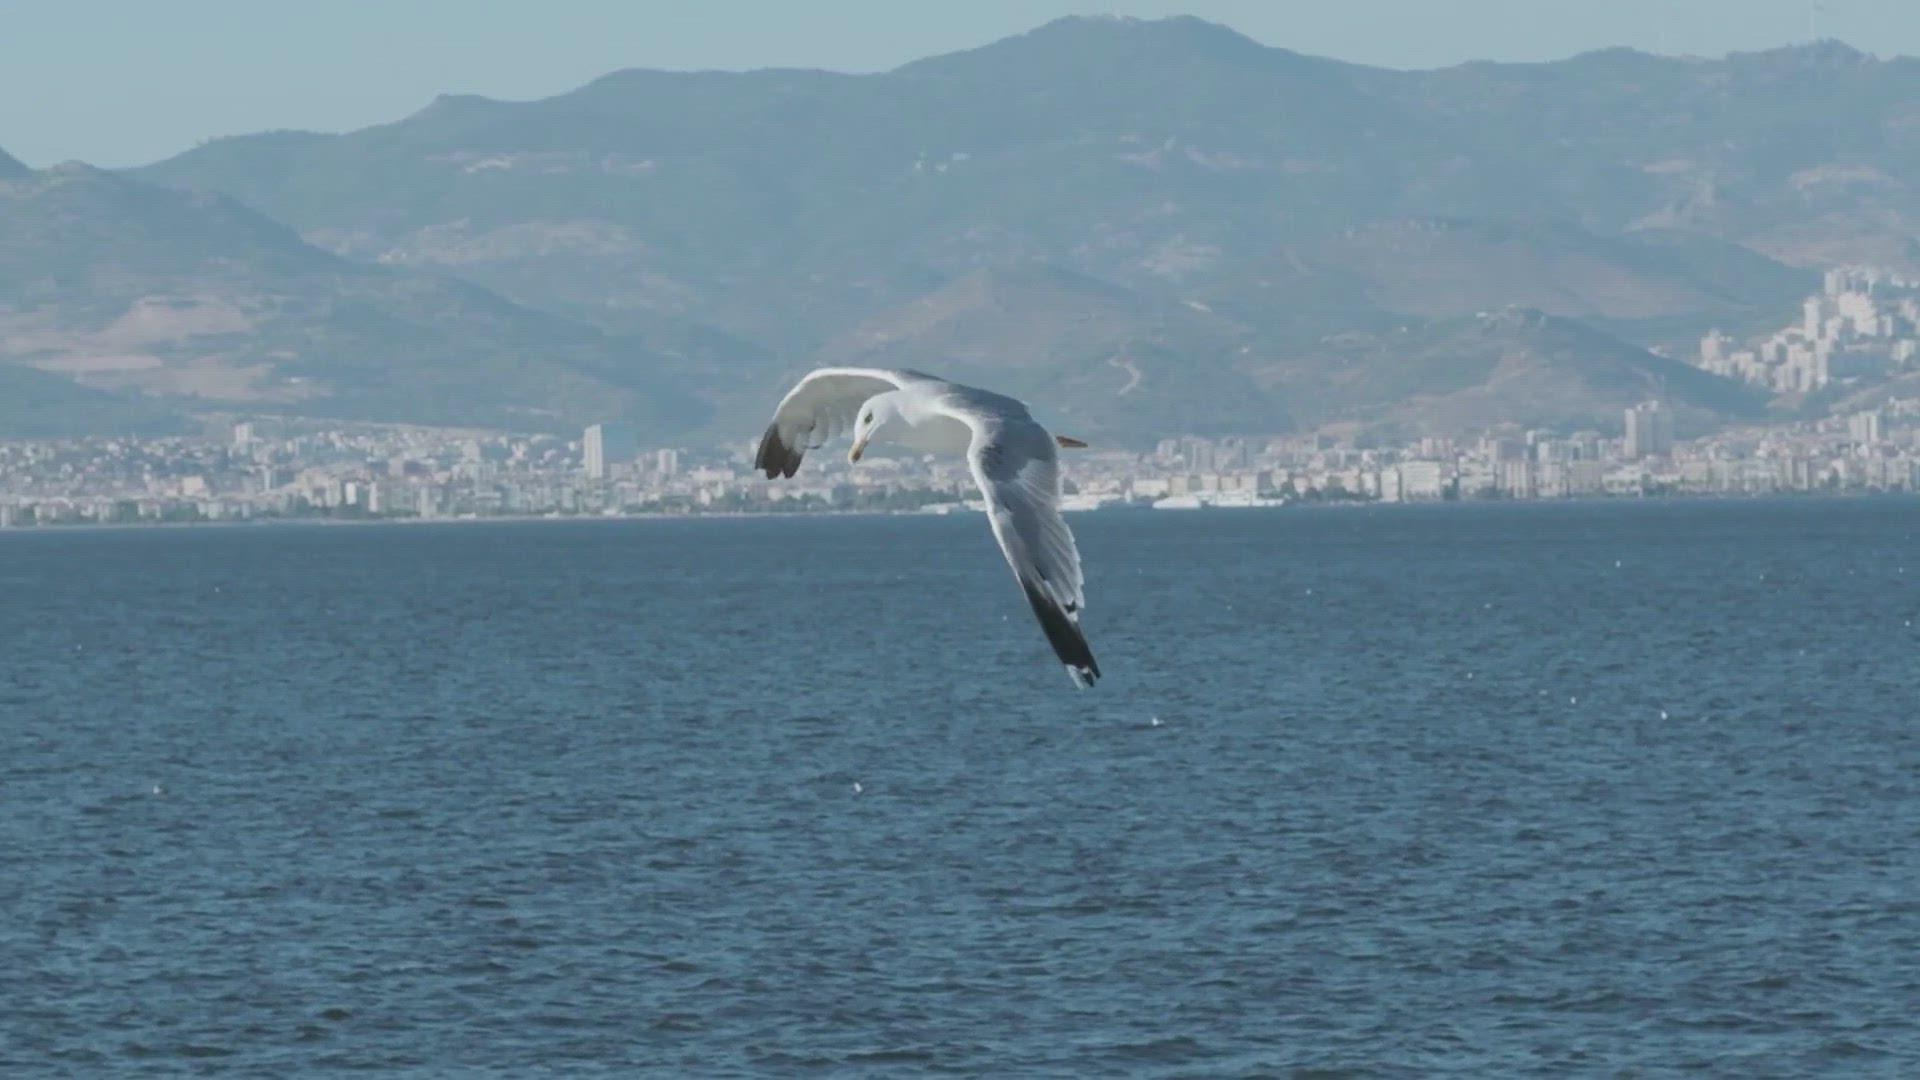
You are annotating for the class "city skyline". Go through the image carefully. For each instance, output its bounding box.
[4,396,1914,531]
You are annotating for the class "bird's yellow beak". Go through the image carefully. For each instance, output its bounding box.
[848,438,867,463]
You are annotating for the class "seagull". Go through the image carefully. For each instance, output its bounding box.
[755,367,1101,688]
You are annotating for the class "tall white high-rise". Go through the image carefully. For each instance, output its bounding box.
[1624,401,1674,460]
[583,424,607,480]
[233,422,255,449]
[656,448,679,477]
[1849,410,1883,445]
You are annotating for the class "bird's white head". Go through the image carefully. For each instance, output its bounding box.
[848,392,901,463]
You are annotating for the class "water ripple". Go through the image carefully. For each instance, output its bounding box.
[2,501,1918,1075]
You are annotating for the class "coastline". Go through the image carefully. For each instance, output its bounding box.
[4,488,1918,536]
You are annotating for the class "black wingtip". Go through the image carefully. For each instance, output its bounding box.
[754,424,803,479]
[1020,580,1100,689]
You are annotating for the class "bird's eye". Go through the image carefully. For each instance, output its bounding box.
[863,413,873,424]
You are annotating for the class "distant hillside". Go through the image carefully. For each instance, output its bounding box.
[1250,309,1771,441]
[0,145,27,178]
[808,264,1276,437]
[1302,219,1813,334]
[135,19,1882,319]
[0,163,707,434]
[65,15,1901,439]
[806,283,1761,439]
[0,362,187,440]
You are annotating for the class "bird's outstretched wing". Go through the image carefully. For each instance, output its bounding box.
[754,368,930,478]
[967,420,1100,688]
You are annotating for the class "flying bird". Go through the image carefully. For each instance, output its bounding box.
[754,367,1101,688]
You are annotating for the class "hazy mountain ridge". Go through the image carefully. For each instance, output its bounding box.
[0,361,187,440]
[138,20,1920,265]
[816,263,1284,434]
[20,16,1909,439]
[1303,219,1813,326]
[0,163,707,435]
[1252,308,1769,442]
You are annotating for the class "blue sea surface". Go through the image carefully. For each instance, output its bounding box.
[3,499,1918,1077]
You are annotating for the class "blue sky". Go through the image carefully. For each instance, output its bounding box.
[3,0,1917,168]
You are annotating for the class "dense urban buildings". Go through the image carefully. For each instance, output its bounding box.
[2,399,1916,528]
[1695,268,1920,393]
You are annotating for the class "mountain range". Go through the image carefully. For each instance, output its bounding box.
[11,15,1918,442]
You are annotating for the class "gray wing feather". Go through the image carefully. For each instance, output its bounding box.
[968,420,1099,687]
[754,367,929,478]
